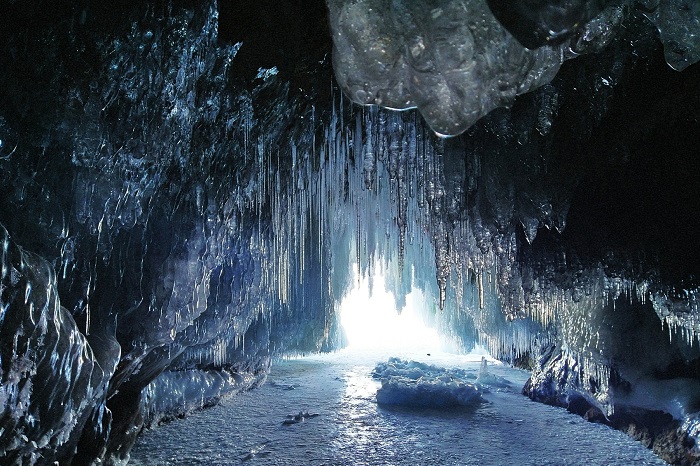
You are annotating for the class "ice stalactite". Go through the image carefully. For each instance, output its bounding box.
[652,288,700,347]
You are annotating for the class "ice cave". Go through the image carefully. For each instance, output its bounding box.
[1,0,700,464]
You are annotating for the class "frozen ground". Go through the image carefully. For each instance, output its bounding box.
[129,350,667,465]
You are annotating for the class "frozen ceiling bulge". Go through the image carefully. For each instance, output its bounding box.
[327,0,700,135]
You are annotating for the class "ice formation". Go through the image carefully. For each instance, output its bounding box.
[0,225,120,462]
[1,2,338,462]
[327,0,700,136]
[373,358,485,408]
[327,0,571,136]
[0,0,699,464]
[642,0,700,71]
[281,411,319,425]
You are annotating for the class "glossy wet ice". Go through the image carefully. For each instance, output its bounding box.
[129,350,666,465]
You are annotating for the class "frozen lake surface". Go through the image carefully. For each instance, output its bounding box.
[130,350,666,465]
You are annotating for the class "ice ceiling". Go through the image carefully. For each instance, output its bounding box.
[328,0,700,135]
[1,0,700,464]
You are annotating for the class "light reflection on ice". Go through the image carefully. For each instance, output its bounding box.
[334,368,380,457]
[130,350,667,465]
[342,366,380,405]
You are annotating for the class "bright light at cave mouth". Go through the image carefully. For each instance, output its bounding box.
[339,272,441,352]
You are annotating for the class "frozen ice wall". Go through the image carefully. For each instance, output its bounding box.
[1,0,700,464]
[1,1,338,463]
[0,225,120,463]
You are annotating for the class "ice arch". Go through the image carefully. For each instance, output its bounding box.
[0,0,699,464]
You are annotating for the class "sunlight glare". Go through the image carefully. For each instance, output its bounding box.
[339,272,441,351]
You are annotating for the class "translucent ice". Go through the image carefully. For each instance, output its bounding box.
[327,0,700,135]
[327,0,568,136]
[643,0,700,71]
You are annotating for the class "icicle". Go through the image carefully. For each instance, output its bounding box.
[477,271,484,310]
[362,112,376,190]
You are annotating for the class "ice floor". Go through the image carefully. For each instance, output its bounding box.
[129,350,666,465]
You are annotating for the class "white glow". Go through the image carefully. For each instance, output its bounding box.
[339,272,441,351]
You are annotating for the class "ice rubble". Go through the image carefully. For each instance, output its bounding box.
[327,0,700,136]
[373,358,485,408]
[281,411,319,425]
[371,357,516,409]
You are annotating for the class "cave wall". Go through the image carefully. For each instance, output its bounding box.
[1,0,338,463]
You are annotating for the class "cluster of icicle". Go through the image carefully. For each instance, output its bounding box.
[303,96,700,454]
[299,92,700,412]
[267,80,700,355]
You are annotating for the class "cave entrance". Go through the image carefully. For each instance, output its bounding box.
[338,271,443,353]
